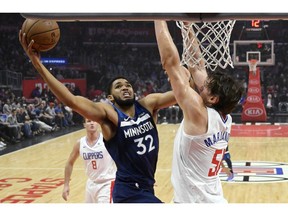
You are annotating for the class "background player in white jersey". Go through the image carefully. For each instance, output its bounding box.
[62,118,116,203]
[155,21,244,203]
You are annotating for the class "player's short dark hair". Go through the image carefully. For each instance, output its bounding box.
[207,70,244,115]
[106,76,131,95]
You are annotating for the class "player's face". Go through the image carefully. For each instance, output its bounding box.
[199,79,214,107]
[110,78,135,107]
[84,119,99,132]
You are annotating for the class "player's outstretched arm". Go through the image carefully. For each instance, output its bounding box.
[19,30,109,124]
[182,22,208,90]
[155,20,208,135]
[62,141,80,201]
[154,21,199,109]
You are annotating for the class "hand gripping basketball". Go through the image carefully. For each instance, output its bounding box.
[21,19,60,52]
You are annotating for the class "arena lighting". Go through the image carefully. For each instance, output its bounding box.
[41,58,67,65]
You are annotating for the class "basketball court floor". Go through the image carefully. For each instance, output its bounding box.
[1,122,288,204]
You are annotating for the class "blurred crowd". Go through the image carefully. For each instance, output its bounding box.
[0,85,82,146]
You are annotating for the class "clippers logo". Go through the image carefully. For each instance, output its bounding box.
[248,87,260,94]
[244,107,264,117]
[220,161,288,183]
[246,95,261,103]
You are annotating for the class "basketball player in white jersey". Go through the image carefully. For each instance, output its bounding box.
[62,118,116,203]
[155,21,244,203]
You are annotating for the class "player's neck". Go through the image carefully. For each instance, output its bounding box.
[86,131,100,146]
[115,104,135,118]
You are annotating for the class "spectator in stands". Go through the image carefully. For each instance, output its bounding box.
[61,104,75,126]
[23,96,41,107]
[31,86,41,98]
[45,101,57,119]
[2,98,12,115]
[54,102,69,128]
[0,99,3,113]
[4,88,15,103]
[88,84,102,100]
[278,90,288,112]
[0,88,6,100]
[6,108,23,142]
[35,100,56,127]
[41,85,55,102]
[73,85,82,96]
[265,94,276,114]
[265,93,277,123]
[16,106,34,138]
[0,113,16,144]
[167,104,180,124]
[0,133,8,147]
[27,103,58,133]
[13,97,24,109]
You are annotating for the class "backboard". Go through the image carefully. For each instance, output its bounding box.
[21,13,288,22]
[233,40,275,66]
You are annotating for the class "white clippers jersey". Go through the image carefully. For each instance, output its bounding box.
[171,107,231,203]
[79,134,116,183]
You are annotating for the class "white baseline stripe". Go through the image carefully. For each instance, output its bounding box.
[0,167,171,172]
[0,167,84,170]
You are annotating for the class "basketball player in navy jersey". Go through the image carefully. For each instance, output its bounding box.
[155,21,243,203]
[19,31,176,203]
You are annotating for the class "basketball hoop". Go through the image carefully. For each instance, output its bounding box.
[176,20,236,71]
[248,59,258,75]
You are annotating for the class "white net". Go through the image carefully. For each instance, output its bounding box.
[176,20,236,71]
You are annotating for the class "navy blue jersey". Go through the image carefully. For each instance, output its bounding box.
[104,101,159,192]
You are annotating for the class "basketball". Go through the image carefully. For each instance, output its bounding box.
[21,19,60,52]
